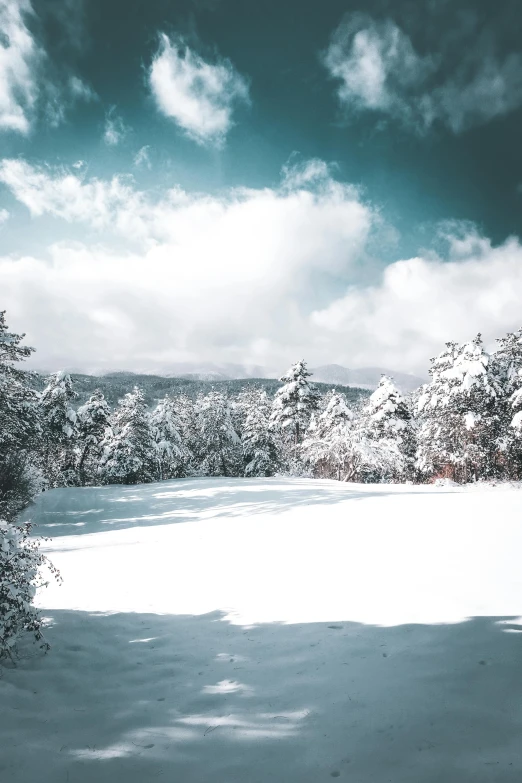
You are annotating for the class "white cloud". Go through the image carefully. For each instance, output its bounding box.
[312,231,522,373]
[0,1,97,134]
[0,207,9,224]
[0,0,42,133]
[2,158,522,377]
[148,33,249,146]
[103,106,128,146]
[134,145,151,169]
[0,158,375,372]
[323,13,522,134]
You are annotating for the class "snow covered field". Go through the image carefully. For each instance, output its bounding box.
[2,477,522,782]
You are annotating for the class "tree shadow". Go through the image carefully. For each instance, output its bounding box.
[2,611,522,782]
[22,477,447,537]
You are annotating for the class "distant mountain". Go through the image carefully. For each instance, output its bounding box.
[311,364,426,393]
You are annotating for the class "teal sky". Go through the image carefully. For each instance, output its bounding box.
[2,0,522,375]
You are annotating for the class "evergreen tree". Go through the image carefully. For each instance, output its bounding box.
[100,387,155,485]
[241,389,279,476]
[0,312,41,521]
[302,390,354,480]
[76,390,111,485]
[150,395,191,479]
[270,360,319,447]
[39,371,78,487]
[365,375,415,480]
[194,390,243,476]
[416,336,501,482]
[493,327,522,478]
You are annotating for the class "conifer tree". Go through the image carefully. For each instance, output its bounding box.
[194,390,243,476]
[150,395,191,479]
[39,371,78,487]
[241,389,279,476]
[76,390,111,485]
[365,375,415,480]
[270,360,319,447]
[0,312,41,520]
[100,387,155,485]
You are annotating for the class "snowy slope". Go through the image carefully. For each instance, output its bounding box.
[2,477,522,782]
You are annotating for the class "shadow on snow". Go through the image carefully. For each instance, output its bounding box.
[2,611,522,783]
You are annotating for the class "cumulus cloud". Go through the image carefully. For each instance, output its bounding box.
[0,207,9,225]
[148,33,249,146]
[323,13,522,134]
[0,158,375,371]
[312,230,522,373]
[2,157,521,376]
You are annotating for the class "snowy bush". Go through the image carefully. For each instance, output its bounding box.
[0,520,60,662]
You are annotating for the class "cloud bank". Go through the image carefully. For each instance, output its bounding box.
[1,157,522,378]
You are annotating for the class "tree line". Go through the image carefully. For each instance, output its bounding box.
[4,313,522,525]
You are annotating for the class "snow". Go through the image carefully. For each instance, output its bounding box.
[3,477,522,781]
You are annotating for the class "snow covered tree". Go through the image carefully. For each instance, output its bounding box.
[39,371,78,487]
[0,312,41,521]
[150,395,191,480]
[76,390,111,485]
[270,360,319,447]
[416,336,502,482]
[302,390,354,480]
[493,327,522,478]
[364,376,415,480]
[302,390,404,482]
[193,390,243,476]
[0,520,61,661]
[100,387,155,485]
[240,389,279,476]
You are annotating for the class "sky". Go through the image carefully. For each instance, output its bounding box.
[2,0,522,377]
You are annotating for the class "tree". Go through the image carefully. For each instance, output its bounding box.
[493,327,522,478]
[270,360,319,447]
[76,390,111,485]
[100,387,155,485]
[303,390,403,482]
[365,375,415,480]
[302,390,354,480]
[39,371,78,487]
[193,390,243,477]
[0,312,42,520]
[150,395,191,479]
[241,389,279,477]
[416,336,501,482]
[0,313,43,521]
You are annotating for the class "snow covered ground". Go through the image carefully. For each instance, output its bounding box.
[2,477,522,782]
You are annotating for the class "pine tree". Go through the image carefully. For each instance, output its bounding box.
[493,327,522,478]
[39,371,78,487]
[270,360,319,447]
[76,390,111,485]
[100,387,155,485]
[365,375,415,480]
[0,312,41,521]
[194,390,243,477]
[302,390,354,480]
[416,336,501,482]
[150,395,191,479]
[241,389,279,476]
